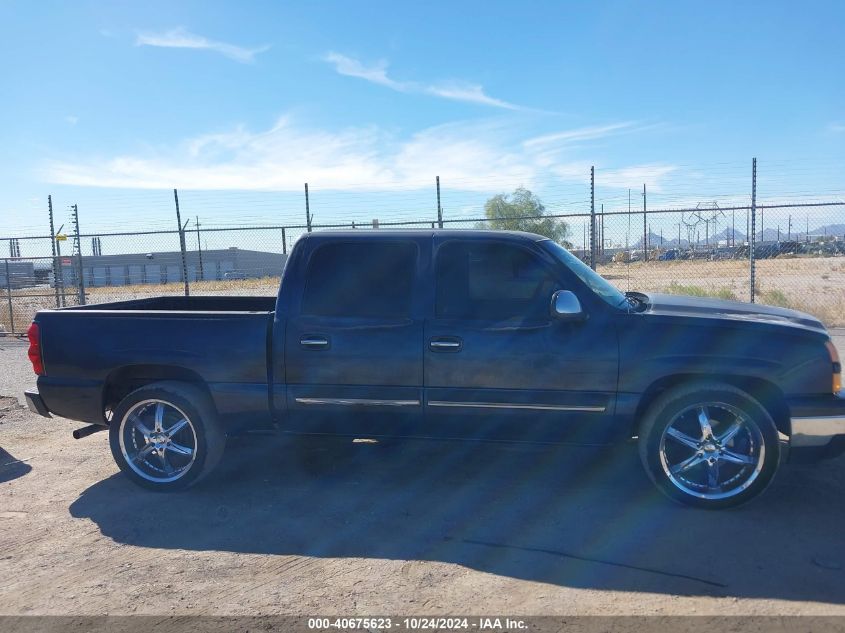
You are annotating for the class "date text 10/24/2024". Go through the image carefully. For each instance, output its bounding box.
[307,617,528,631]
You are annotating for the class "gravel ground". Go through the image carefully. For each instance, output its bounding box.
[0,333,843,616]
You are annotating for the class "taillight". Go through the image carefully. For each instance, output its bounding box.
[27,322,44,376]
[826,340,841,394]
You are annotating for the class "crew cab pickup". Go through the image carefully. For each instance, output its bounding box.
[24,230,845,508]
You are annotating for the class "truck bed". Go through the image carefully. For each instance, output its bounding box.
[34,295,275,427]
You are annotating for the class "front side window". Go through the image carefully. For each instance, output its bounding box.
[302,241,416,318]
[540,240,626,308]
[436,241,560,320]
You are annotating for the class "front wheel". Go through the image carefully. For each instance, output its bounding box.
[638,382,780,509]
[109,382,225,492]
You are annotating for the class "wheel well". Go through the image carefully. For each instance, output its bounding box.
[102,365,215,423]
[632,374,790,437]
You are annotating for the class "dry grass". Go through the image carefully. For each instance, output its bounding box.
[599,256,845,326]
[3,257,844,333]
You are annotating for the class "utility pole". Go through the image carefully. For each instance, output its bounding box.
[788,214,792,241]
[678,223,681,247]
[590,166,596,270]
[642,184,648,261]
[750,157,757,303]
[173,189,189,296]
[305,183,312,232]
[436,176,443,229]
[71,204,85,305]
[195,216,204,281]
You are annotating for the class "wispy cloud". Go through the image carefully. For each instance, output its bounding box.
[322,52,521,110]
[424,83,518,109]
[322,52,400,89]
[829,122,845,134]
[65,115,79,125]
[523,122,639,149]
[42,116,674,194]
[136,28,269,63]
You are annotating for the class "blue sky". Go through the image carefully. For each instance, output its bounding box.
[1,0,844,245]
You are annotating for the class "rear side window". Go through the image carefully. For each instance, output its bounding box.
[436,241,559,320]
[302,241,417,318]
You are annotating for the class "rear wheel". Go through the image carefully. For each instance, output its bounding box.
[638,382,780,509]
[109,382,225,491]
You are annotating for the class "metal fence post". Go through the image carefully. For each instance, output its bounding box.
[173,189,190,297]
[281,227,287,255]
[750,157,757,303]
[589,166,596,270]
[195,215,204,281]
[305,183,312,233]
[436,176,443,229]
[48,195,61,308]
[55,229,66,307]
[4,259,14,334]
[642,184,648,262]
[600,205,605,257]
[71,204,86,305]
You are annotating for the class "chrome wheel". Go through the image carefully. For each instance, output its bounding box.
[118,399,198,483]
[659,402,765,500]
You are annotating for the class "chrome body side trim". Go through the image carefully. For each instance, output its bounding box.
[427,401,605,413]
[294,397,420,407]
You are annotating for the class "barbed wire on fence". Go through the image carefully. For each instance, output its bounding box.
[2,158,844,334]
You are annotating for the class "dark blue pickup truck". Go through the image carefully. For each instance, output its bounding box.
[24,230,845,508]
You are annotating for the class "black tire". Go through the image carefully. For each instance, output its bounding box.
[638,381,780,509]
[109,381,225,492]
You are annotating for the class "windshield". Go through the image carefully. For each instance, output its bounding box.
[540,240,627,308]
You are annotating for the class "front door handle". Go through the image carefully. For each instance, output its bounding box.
[300,336,329,350]
[430,337,462,352]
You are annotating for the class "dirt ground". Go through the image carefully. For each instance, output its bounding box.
[1,336,844,616]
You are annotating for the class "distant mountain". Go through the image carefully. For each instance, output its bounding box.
[595,220,841,250]
[812,223,845,237]
[631,231,670,249]
[711,227,746,244]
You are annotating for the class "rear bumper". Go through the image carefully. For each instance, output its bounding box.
[788,391,845,462]
[24,389,51,418]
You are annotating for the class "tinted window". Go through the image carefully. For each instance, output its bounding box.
[541,240,625,308]
[436,241,560,320]
[302,241,416,318]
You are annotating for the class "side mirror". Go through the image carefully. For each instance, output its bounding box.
[550,290,586,321]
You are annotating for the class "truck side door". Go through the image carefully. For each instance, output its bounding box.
[282,237,426,437]
[424,236,621,444]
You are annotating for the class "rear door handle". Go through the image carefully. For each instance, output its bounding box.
[430,337,462,352]
[300,336,329,350]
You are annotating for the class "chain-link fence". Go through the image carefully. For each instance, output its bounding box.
[2,163,844,334]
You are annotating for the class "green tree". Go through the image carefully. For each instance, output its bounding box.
[479,187,571,246]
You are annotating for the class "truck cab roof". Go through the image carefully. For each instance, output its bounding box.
[306,229,550,243]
